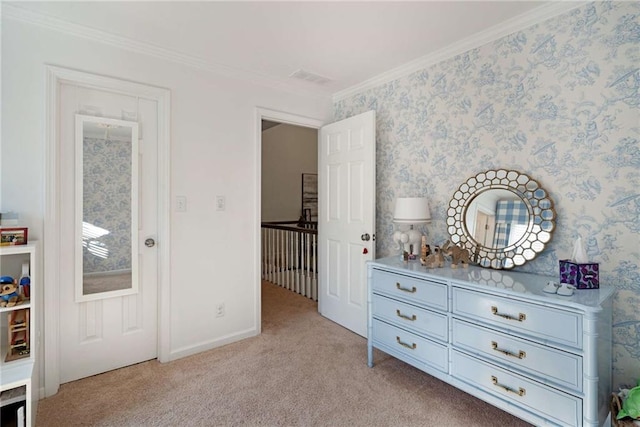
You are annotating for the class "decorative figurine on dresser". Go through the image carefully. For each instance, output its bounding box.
[440,240,470,268]
[367,170,614,427]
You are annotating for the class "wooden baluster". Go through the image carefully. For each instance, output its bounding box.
[308,233,312,298]
[273,230,280,285]
[294,231,300,295]
[279,229,285,288]
[265,228,271,282]
[268,228,274,283]
[285,230,291,290]
[311,233,317,301]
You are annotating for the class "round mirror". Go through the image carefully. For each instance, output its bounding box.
[447,169,555,269]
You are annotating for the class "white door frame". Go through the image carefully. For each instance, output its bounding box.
[254,107,324,332]
[44,65,171,397]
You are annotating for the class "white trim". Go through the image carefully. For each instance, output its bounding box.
[43,67,61,398]
[156,83,172,365]
[332,1,586,102]
[168,328,257,361]
[44,65,171,397]
[4,2,585,104]
[257,108,324,130]
[4,4,328,100]
[74,115,140,303]
[254,108,324,335]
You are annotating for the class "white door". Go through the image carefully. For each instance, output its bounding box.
[58,83,158,383]
[474,211,496,247]
[318,111,376,337]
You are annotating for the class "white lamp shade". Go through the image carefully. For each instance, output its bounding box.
[393,197,431,224]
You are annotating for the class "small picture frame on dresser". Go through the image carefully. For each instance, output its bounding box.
[0,227,28,246]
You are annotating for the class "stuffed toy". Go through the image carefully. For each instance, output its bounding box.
[0,276,21,307]
[420,246,444,268]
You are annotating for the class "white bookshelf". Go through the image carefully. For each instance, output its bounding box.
[1,241,39,427]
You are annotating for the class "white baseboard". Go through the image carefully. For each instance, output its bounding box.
[167,327,259,361]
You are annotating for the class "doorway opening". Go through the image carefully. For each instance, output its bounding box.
[256,109,323,330]
[261,119,318,300]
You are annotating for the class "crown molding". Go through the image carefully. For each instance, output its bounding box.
[332,1,587,103]
[2,3,331,100]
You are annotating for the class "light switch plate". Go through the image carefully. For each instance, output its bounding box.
[176,196,187,212]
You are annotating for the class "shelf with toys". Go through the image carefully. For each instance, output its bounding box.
[0,241,39,426]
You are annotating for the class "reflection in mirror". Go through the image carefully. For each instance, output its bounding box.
[464,189,529,249]
[447,169,556,270]
[75,115,139,301]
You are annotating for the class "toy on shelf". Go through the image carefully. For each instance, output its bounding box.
[5,308,30,362]
[441,240,471,268]
[0,275,22,307]
[420,245,444,268]
[19,261,31,298]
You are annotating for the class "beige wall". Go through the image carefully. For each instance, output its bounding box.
[261,124,317,222]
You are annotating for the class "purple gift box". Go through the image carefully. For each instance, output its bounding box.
[559,260,599,289]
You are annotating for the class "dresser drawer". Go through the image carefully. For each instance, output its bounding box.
[372,319,448,373]
[451,350,582,427]
[373,294,448,342]
[452,319,582,392]
[452,287,582,349]
[372,269,447,311]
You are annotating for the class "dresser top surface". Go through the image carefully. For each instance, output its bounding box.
[369,256,614,310]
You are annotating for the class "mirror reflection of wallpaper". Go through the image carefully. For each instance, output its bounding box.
[83,136,132,274]
[334,2,640,388]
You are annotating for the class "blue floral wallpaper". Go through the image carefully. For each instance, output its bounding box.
[334,1,639,389]
[82,136,132,274]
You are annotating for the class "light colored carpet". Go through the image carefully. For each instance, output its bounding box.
[36,281,531,426]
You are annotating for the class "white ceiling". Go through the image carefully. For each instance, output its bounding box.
[7,1,576,98]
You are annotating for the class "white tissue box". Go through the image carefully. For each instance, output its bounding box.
[559,260,599,289]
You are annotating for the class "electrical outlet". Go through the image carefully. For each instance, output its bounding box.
[215,302,225,318]
[216,196,225,211]
[176,196,187,212]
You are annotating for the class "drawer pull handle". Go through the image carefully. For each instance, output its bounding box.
[396,282,417,293]
[396,336,417,350]
[491,341,526,359]
[491,376,526,397]
[396,310,417,321]
[491,306,526,322]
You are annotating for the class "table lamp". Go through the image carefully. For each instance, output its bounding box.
[393,197,431,257]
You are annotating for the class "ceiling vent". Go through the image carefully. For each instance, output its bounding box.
[289,69,332,85]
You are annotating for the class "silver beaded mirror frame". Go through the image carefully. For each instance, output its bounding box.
[447,169,556,269]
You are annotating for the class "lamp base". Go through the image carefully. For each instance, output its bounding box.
[393,227,423,257]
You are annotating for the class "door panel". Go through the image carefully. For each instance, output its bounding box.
[318,111,375,337]
[348,243,365,306]
[349,162,364,221]
[58,84,158,384]
[327,240,340,297]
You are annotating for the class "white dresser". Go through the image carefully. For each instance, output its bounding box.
[367,257,614,427]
